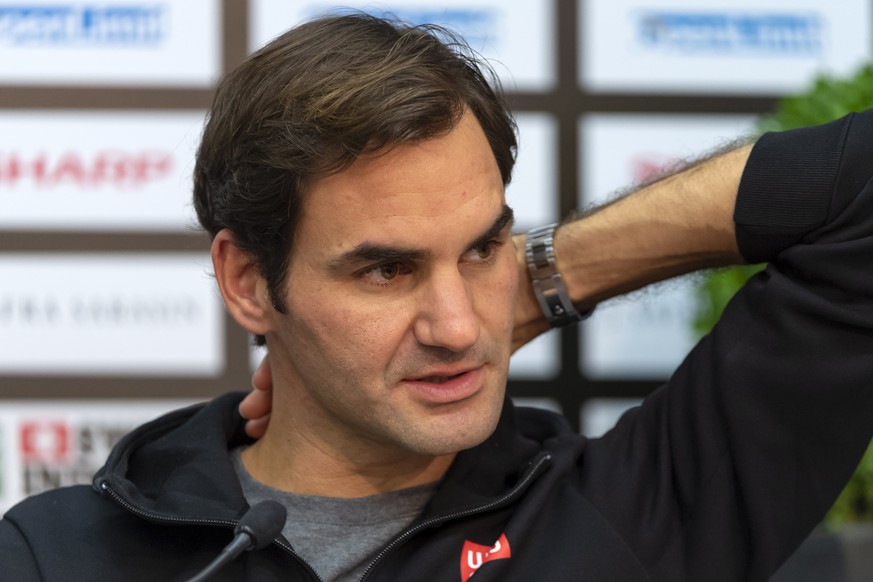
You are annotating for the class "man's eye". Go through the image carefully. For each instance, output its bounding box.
[377,263,400,280]
[361,262,405,283]
[473,240,501,260]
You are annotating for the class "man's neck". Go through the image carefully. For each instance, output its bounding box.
[240,427,454,498]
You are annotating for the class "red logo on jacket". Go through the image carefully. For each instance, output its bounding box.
[460,533,511,581]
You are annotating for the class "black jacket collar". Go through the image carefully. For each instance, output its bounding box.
[93,392,562,522]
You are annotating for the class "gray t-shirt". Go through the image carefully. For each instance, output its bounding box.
[232,448,437,582]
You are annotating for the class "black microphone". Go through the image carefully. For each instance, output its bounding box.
[184,501,287,582]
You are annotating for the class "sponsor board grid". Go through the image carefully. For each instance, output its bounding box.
[1,1,858,494]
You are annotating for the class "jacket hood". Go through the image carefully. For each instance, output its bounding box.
[93,392,255,522]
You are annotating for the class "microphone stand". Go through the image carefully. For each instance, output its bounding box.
[183,501,287,582]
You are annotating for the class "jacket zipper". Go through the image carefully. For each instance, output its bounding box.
[99,450,551,582]
[98,480,325,582]
[359,451,552,581]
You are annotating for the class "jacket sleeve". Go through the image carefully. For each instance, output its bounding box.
[0,517,42,581]
[580,110,873,581]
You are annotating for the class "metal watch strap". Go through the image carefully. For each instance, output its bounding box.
[525,223,594,328]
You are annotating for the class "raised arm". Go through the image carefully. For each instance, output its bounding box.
[573,111,873,580]
[512,143,751,349]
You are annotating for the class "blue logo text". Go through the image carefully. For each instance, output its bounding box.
[0,5,166,46]
[637,11,822,56]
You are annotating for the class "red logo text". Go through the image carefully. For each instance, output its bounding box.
[0,150,173,189]
[460,533,511,581]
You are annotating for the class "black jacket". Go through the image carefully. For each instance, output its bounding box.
[3,111,873,582]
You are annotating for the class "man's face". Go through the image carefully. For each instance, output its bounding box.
[264,111,518,460]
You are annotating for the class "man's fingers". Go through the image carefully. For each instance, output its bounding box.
[239,384,272,420]
[240,354,274,439]
[251,354,272,391]
[244,414,271,439]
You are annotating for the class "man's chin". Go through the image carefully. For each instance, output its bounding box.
[408,396,504,456]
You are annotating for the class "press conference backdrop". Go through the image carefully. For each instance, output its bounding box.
[0,0,870,512]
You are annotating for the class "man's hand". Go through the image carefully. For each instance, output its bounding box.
[239,355,273,438]
[512,232,552,352]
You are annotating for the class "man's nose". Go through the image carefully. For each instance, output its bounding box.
[413,269,480,352]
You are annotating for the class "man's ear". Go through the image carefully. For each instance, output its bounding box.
[212,229,273,336]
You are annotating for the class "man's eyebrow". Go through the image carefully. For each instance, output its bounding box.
[468,205,515,251]
[327,243,431,272]
[326,204,515,272]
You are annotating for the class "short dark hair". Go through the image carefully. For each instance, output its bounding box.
[193,13,517,344]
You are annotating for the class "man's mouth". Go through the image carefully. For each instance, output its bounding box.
[417,372,465,384]
[405,366,485,404]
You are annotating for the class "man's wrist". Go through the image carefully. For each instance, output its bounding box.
[524,223,595,327]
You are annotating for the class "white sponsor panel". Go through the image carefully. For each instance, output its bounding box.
[579,113,756,379]
[580,397,643,438]
[509,331,560,380]
[0,399,197,513]
[501,114,561,380]
[0,110,205,231]
[0,1,220,86]
[507,113,559,230]
[0,253,224,375]
[249,0,555,91]
[250,343,268,372]
[513,397,561,415]
[580,0,873,95]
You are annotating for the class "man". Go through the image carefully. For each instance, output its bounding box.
[2,13,872,582]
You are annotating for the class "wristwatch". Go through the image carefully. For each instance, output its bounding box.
[525,223,595,328]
